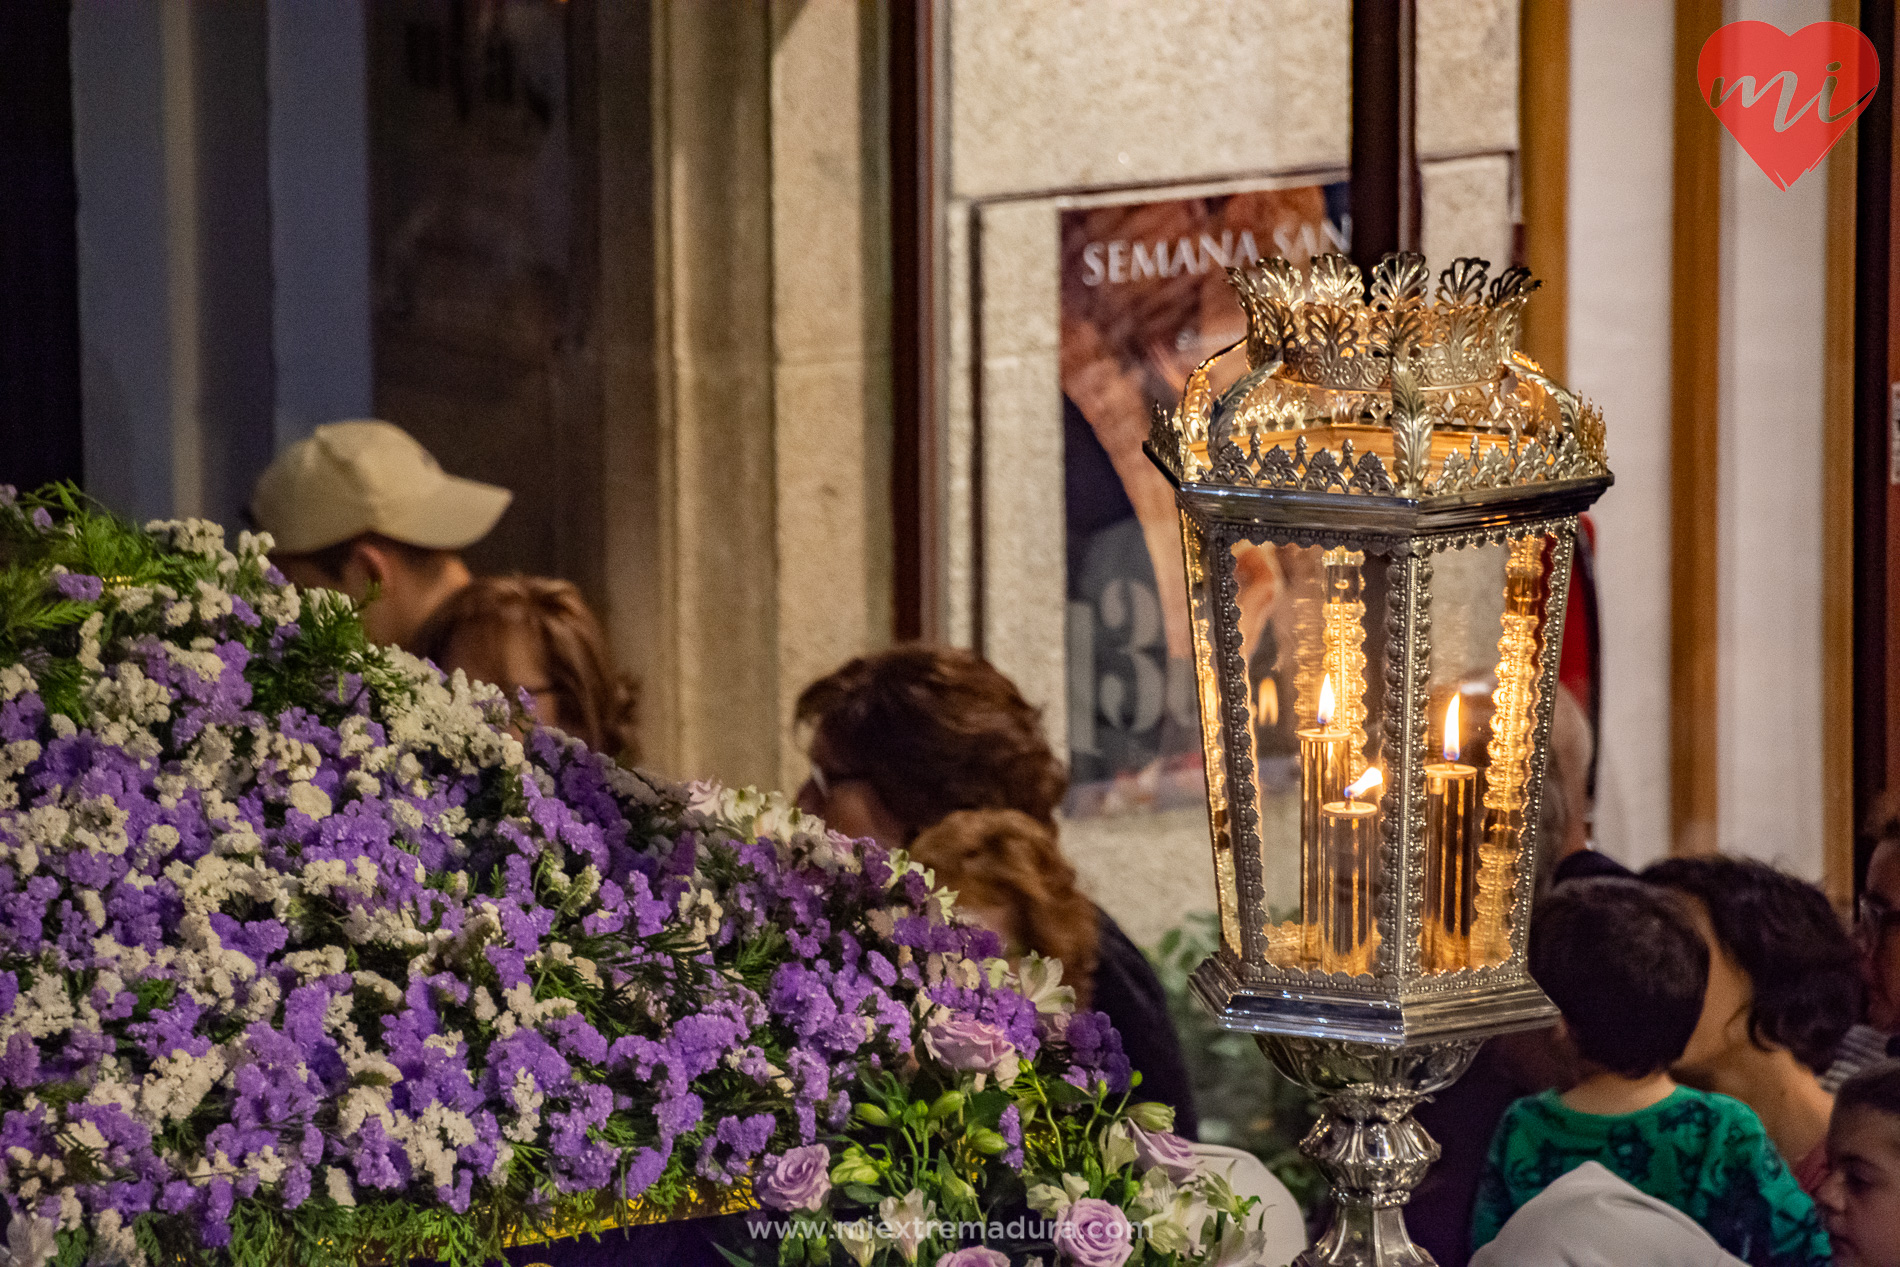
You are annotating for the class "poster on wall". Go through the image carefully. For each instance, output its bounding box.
[1060,181,1350,819]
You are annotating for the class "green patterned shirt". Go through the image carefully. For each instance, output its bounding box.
[1471,1087,1829,1267]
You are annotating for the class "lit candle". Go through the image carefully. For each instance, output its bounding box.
[1423,693,1480,972]
[1297,677,1351,965]
[1320,767,1383,975]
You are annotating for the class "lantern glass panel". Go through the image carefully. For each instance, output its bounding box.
[1418,532,1558,974]
[1230,539,1391,976]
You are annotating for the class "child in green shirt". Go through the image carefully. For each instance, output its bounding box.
[1471,878,1829,1266]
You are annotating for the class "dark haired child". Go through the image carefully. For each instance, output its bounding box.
[1471,878,1830,1266]
[1818,1059,1900,1267]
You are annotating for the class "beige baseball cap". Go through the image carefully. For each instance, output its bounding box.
[251,420,512,554]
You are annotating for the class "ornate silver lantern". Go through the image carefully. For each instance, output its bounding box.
[1147,253,1611,1266]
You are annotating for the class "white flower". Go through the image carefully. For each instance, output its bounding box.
[325,1166,356,1207]
[283,947,347,982]
[85,1207,142,1267]
[1099,1121,1139,1173]
[194,579,233,622]
[287,781,332,821]
[503,1068,544,1142]
[1206,1221,1271,1267]
[876,1189,934,1264]
[138,1049,228,1126]
[834,1219,879,1267]
[1026,1172,1091,1217]
[0,1215,58,1267]
[75,611,105,672]
[144,517,227,559]
[1014,953,1077,1017]
[0,664,37,701]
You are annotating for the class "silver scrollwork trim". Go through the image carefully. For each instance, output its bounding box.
[1203,518,1271,975]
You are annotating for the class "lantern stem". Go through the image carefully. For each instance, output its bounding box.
[1259,1035,1482,1267]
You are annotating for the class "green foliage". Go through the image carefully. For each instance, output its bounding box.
[0,483,412,727]
[1149,914,1327,1214]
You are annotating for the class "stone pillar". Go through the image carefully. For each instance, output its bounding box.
[614,0,891,790]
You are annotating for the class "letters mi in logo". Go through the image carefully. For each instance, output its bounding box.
[1699,21,1880,190]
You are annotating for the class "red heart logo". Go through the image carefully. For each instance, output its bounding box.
[1697,20,1880,190]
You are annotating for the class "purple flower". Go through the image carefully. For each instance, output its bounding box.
[1129,1124,1198,1183]
[1061,1011,1131,1093]
[939,1249,1009,1267]
[998,1103,1024,1169]
[53,573,102,601]
[1054,1198,1135,1267]
[0,497,1166,1260]
[753,1143,831,1211]
[923,1015,1019,1084]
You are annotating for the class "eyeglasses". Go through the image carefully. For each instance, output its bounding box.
[1857,893,1900,942]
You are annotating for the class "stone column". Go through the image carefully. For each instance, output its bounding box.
[605,0,890,791]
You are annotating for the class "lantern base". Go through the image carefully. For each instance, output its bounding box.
[1192,954,1557,1046]
[1258,1034,1482,1267]
[1298,1207,1438,1267]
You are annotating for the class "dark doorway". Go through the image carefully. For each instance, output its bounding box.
[368,0,606,598]
[0,0,84,491]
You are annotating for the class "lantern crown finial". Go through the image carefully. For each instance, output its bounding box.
[1148,252,1610,500]
[1233,252,1539,393]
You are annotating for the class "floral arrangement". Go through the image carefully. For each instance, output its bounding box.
[0,487,1272,1267]
[1150,917,1321,1215]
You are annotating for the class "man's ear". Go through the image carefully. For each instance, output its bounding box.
[351,543,391,588]
[340,540,393,601]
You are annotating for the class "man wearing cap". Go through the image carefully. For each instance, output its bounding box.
[251,420,511,652]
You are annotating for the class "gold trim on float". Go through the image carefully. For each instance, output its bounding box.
[502,1182,758,1248]
[350,1182,758,1266]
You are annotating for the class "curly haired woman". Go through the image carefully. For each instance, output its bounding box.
[1645,856,1862,1197]
[793,645,1198,1137]
[413,575,639,765]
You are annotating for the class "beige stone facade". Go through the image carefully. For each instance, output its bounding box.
[636,0,1523,944]
[621,1,893,795]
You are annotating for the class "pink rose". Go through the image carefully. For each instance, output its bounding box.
[938,1249,1010,1267]
[1129,1124,1199,1184]
[923,1014,1020,1083]
[1054,1197,1135,1267]
[754,1144,831,1211]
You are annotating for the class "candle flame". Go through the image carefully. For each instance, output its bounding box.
[1444,693,1461,763]
[1344,767,1383,801]
[1317,676,1335,727]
